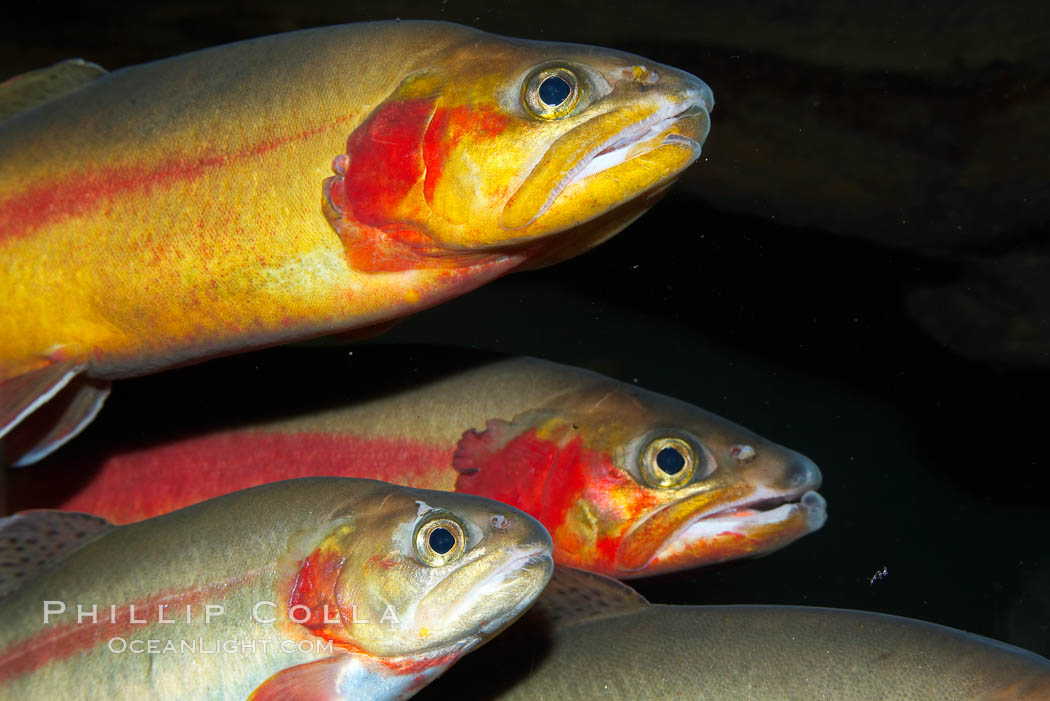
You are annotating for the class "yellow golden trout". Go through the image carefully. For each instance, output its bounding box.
[0,477,554,699]
[9,347,824,578]
[0,21,713,465]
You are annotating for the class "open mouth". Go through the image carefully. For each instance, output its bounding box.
[692,489,826,529]
[651,489,827,563]
[567,103,710,187]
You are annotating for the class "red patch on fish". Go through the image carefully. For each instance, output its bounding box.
[453,425,560,514]
[454,419,660,574]
[324,97,510,272]
[287,548,352,650]
[422,103,510,205]
[453,426,594,532]
[338,97,434,227]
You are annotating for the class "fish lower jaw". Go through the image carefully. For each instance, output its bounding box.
[652,490,828,562]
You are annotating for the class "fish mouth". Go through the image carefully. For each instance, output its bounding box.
[617,486,827,577]
[435,547,554,639]
[500,87,712,232]
[474,550,554,635]
[669,489,828,543]
[563,102,709,189]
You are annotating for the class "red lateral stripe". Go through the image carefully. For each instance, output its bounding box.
[0,116,352,241]
[11,431,454,524]
[0,569,260,683]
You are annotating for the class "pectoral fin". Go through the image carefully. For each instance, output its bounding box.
[247,655,354,700]
[0,510,112,598]
[7,375,111,466]
[0,359,86,442]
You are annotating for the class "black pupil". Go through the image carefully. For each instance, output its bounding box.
[538,76,571,106]
[429,527,456,555]
[656,446,686,475]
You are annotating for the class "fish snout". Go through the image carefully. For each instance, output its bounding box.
[662,70,715,115]
[783,453,822,491]
[498,509,554,556]
[615,63,714,112]
[681,75,715,114]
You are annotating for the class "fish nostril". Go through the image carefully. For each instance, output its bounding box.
[618,65,660,86]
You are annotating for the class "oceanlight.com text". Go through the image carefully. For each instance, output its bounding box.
[106,637,335,655]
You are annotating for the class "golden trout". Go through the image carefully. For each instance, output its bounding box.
[9,346,824,578]
[418,567,1050,700]
[0,21,713,465]
[0,477,553,699]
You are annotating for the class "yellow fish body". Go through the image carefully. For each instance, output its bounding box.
[0,21,713,464]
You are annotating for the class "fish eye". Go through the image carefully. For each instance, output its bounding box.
[414,513,467,567]
[640,437,696,489]
[539,76,571,106]
[524,65,581,120]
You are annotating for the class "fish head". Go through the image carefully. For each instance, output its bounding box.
[280,483,553,673]
[453,382,825,578]
[324,26,713,272]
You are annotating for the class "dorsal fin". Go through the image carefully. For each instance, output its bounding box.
[0,510,113,598]
[528,565,648,629]
[0,59,107,123]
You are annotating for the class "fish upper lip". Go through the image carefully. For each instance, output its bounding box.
[473,549,553,635]
[697,487,823,521]
[542,94,711,213]
[578,97,709,172]
[477,547,553,591]
[450,546,552,611]
[640,488,827,570]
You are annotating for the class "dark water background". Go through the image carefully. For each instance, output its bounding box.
[4,0,1048,669]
